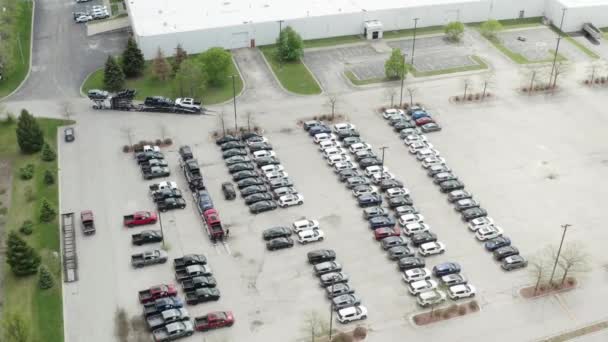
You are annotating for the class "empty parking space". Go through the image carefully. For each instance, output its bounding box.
[498,27,593,62]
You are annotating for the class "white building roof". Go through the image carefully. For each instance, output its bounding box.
[558,0,608,7]
[127,0,479,36]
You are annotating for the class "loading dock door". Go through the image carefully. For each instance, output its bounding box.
[230,32,249,49]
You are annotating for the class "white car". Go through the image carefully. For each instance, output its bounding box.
[448,284,476,299]
[333,123,356,133]
[365,165,388,177]
[278,193,304,207]
[352,185,377,197]
[382,108,405,119]
[327,154,350,166]
[418,242,446,256]
[475,225,503,241]
[417,289,446,307]
[253,150,276,159]
[386,187,409,198]
[313,133,336,144]
[468,217,495,231]
[297,229,324,244]
[371,172,395,184]
[421,156,446,169]
[408,279,438,295]
[398,214,424,226]
[408,141,432,154]
[264,171,288,181]
[322,147,347,159]
[152,181,178,191]
[402,222,430,236]
[318,140,338,151]
[246,137,269,146]
[401,267,431,283]
[75,15,93,23]
[441,273,467,286]
[292,219,319,232]
[434,172,457,183]
[403,134,427,146]
[260,164,284,173]
[349,143,372,154]
[334,161,356,173]
[416,148,440,160]
[336,305,367,323]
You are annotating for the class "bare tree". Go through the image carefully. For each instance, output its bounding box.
[301,311,330,341]
[2,312,29,342]
[521,65,549,95]
[246,111,254,132]
[384,87,397,107]
[218,110,226,136]
[557,242,590,286]
[481,73,494,99]
[62,101,73,121]
[160,125,168,140]
[406,86,417,107]
[529,246,553,295]
[121,127,134,147]
[462,78,471,99]
[326,93,339,122]
[551,61,570,90]
[353,326,368,341]
[587,60,604,85]
[332,332,354,342]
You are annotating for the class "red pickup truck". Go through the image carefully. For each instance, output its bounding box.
[203,209,224,241]
[194,311,234,331]
[124,211,158,227]
[138,284,177,304]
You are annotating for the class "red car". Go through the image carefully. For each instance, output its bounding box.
[194,311,234,331]
[203,209,224,240]
[124,211,158,227]
[415,117,435,126]
[138,284,177,304]
[374,227,400,241]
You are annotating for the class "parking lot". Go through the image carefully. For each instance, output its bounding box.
[498,27,593,62]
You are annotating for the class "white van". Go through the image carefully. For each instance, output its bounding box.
[336,305,367,323]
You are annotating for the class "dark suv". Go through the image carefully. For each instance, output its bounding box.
[307,249,336,264]
[221,182,236,200]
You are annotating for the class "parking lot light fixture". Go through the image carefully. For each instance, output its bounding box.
[549,8,566,87]
[328,276,337,339]
[549,223,572,287]
[157,211,165,248]
[399,53,407,107]
[230,75,238,133]
[411,18,420,65]
[380,146,388,168]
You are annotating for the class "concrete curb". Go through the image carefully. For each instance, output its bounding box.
[258,49,323,97]
[0,0,36,103]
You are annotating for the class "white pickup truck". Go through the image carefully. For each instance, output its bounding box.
[175,98,202,111]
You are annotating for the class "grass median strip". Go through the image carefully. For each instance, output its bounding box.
[1,117,69,342]
[259,46,322,95]
[0,1,33,98]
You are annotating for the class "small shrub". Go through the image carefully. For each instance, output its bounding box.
[475,93,480,100]
[538,284,547,292]
[163,138,172,145]
[19,220,34,235]
[602,77,607,83]
[39,199,56,223]
[566,278,576,286]
[155,139,162,146]
[448,304,458,315]
[595,78,600,84]
[0,187,6,194]
[413,316,422,325]
[403,103,410,109]
[44,170,55,185]
[442,310,451,319]
[122,145,130,153]
[467,94,473,101]
[24,186,36,202]
[212,131,219,138]
[253,126,260,132]
[313,115,318,120]
[3,113,16,125]
[239,127,246,133]
[454,96,460,101]
[380,106,387,112]
[19,164,35,180]
[584,80,590,84]
[0,207,6,215]
[137,140,146,146]
[487,92,492,97]
[41,143,57,162]
[469,301,479,311]
[38,265,55,290]
[458,306,467,315]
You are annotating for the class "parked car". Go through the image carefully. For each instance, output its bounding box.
[346,176,370,189]
[398,213,424,226]
[220,141,246,151]
[262,226,292,240]
[408,279,438,295]
[138,284,178,304]
[326,283,354,298]
[304,120,323,131]
[368,215,396,229]
[297,229,324,244]
[307,249,336,264]
[272,186,297,199]
[362,206,389,219]
[454,198,480,212]
[181,276,217,292]
[194,311,235,332]
[313,133,337,144]
[248,142,273,152]
[433,262,461,277]
[387,195,413,208]
[382,108,405,119]
[418,242,445,256]
[131,249,169,268]
[341,136,362,147]
[493,246,519,260]
[216,135,239,145]
[439,180,465,193]
[314,261,342,276]
[502,255,528,271]
[386,187,409,198]
[338,169,363,182]
[332,294,361,311]
[244,192,273,205]
[427,164,450,177]
[381,236,407,249]
[484,236,511,251]
[143,297,184,318]
[336,129,360,140]
[394,205,419,217]
[225,155,251,165]
[397,257,425,271]
[260,164,284,173]
[221,182,236,200]
[152,321,194,342]
[448,189,472,203]
[411,231,438,247]
[240,185,269,197]
[441,273,467,286]
[433,172,458,184]
[319,272,349,287]
[357,194,382,207]
[421,123,442,133]
[269,177,294,189]
[461,207,488,221]
[255,156,281,167]
[421,156,446,168]
[249,200,277,214]
[387,245,414,259]
[374,227,401,241]
[468,217,495,231]
[336,306,367,324]
[266,237,294,251]
[64,127,75,142]
[292,219,319,232]
[358,157,382,169]
[475,225,503,241]
[132,230,163,246]
[447,284,476,300]
[402,223,430,236]
[227,162,255,173]
[417,289,446,307]
[75,14,93,23]
[146,308,190,331]
[379,179,404,191]
[157,198,187,212]
[402,267,431,283]
[185,288,221,305]
[308,125,332,136]
[174,254,207,270]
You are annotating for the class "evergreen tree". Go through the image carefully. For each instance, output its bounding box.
[152,48,171,81]
[44,169,55,185]
[39,198,56,223]
[6,231,41,276]
[121,37,145,77]
[172,44,188,75]
[38,265,54,289]
[15,109,44,154]
[103,56,126,92]
[41,143,56,161]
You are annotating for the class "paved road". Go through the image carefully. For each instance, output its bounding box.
[232,48,288,103]
[8,0,126,101]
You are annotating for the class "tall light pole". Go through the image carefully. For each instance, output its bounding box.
[549,8,566,87]
[380,146,388,169]
[230,75,238,132]
[549,224,572,287]
[399,52,408,107]
[411,18,420,66]
[328,278,337,340]
[157,211,165,249]
[277,20,284,38]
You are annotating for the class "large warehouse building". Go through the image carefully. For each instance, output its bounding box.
[125,0,608,59]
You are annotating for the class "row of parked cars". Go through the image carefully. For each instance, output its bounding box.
[380,107,527,271]
[404,262,476,307]
[73,5,110,23]
[135,145,171,180]
[307,249,368,324]
[172,254,222,305]
[149,182,188,213]
[381,107,442,134]
[262,218,325,250]
[215,132,304,214]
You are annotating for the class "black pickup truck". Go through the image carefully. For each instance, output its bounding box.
[132,230,163,246]
[181,276,217,292]
[157,197,187,212]
[136,151,164,164]
[152,189,183,202]
[142,166,171,180]
[173,254,207,270]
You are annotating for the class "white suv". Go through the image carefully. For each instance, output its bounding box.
[475,225,503,241]
[398,214,424,226]
[418,242,445,256]
[327,154,349,166]
[468,217,495,231]
[297,229,324,244]
[322,147,346,159]
[386,187,409,198]
[408,279,438,295]
[318,140,337,151]
[278,194,303,207]
[349,143,372,154]
[448,284,476,299]
[402,222,430,236]
[336,305,367,323]
[417,289,446,307]
[313,133,336,144]
[402,268,431,283]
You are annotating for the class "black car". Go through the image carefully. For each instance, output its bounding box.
[222,148,248,159]
[244,192,273,204]
[143,297,184,318]
[244,135,265,144]
[305,249,335,265]
[354,150,377,161]
[447,190,472,203]
[241,132,261,141]
[262,226,292,241]
[379,179,404,191]
[308,125,332,136]
[225,155,251,165]
[303,120,323,131]
[381,236,407,250]
[220,141,246,151]
[332,294,361,310]
[439,180,465,193]
[454,199,480,212]
[272,186,297,199]
[236,177,265,189]
[64,128,75,142]
[338,169,362,182]
[249,200,277,214]
[195,190,214,212]
[398,257,425,271]
[388,246,414,260]
[427,165,451,177]
[359,158,382,169]
[173,254,207,269]
[178,145,193,160]
[216,135,239,145]
[269,177,294,189]
[484,236,511,251]
[341,136,362,147]
[232,170,259,181]
[369,216,396,229]
[152,189,183,203]
[182,276,217,292]
[157,198,187,212]
[185,287,220,305]
[132,230,163,246]
[411,231,438,247]
[228,162,255,174]
[357,194,382,207]
[337,129,360,140]
[248,142,273,152]
[493,246,519,260]
[266,237,294,250]
[240,185,269,197]
[255,156,281,167]
[394,120,416,131]
[221,182,236,200]
[461,207,488,221]
[326,283,354,299]
[136,151,164,163]
[388,196,413,208]
[432,262,461,277]
[346,176,370,189]
[144,96,173,107]
[362,207,389,220]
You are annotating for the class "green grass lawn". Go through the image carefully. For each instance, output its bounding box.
[304,35,364,48]
[1,117,69,342]
[0,1,33,98]
[383,25,445,39]
[548,26,599,59]
[485,35,566,64]
[259,46,322,95]
[82,56,243,105]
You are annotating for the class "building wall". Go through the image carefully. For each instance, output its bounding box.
[545,1,608,32]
